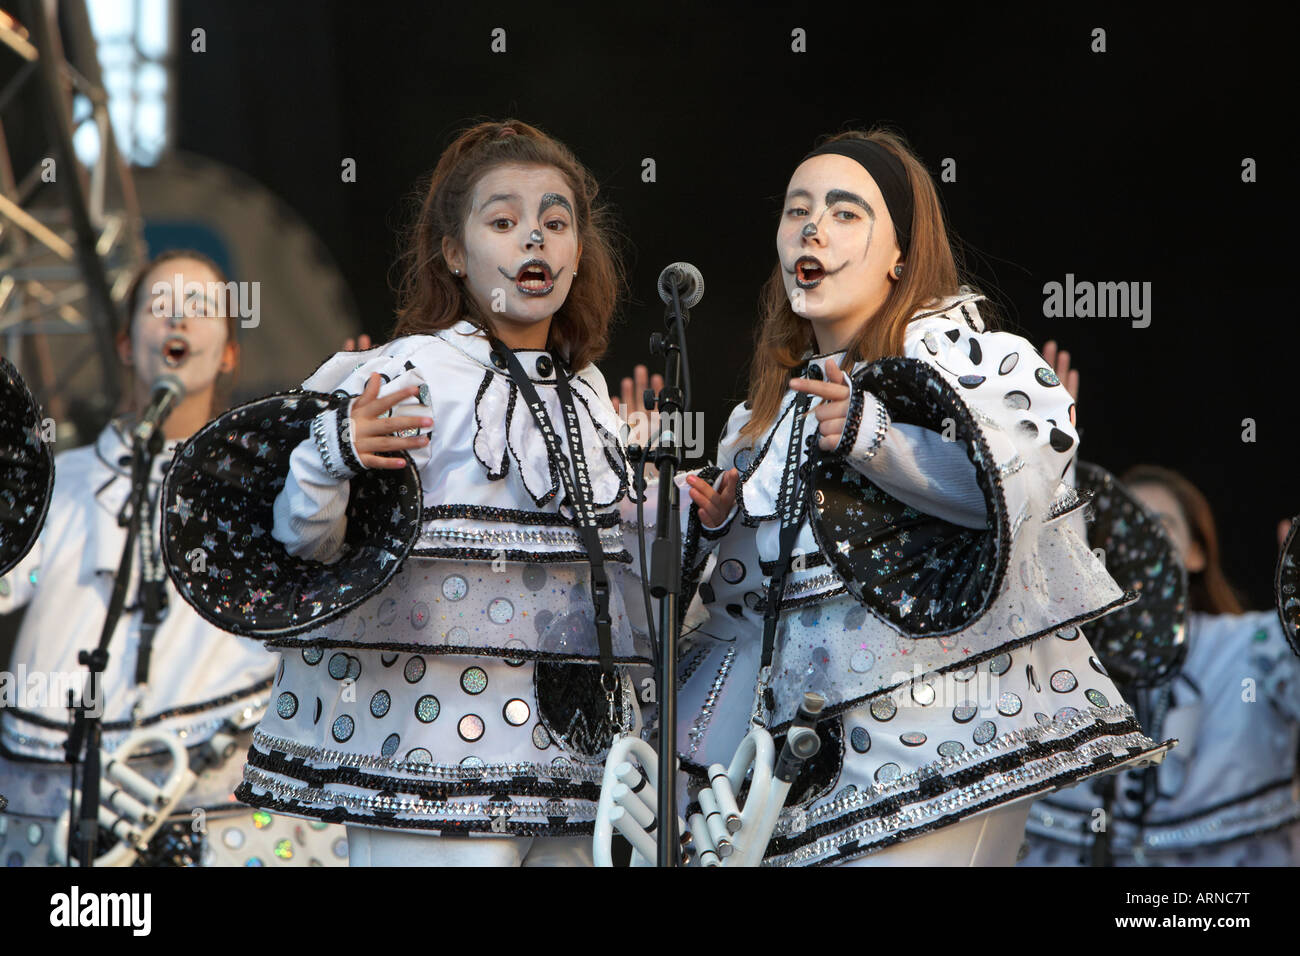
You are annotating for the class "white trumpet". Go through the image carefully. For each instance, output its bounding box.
[53,728,198,867]
[594,691,825,867]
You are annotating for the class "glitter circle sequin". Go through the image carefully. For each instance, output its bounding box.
[850,727,871,753]
[460,666,488,695]
[458,714,485,742]
[346,656,361,680]
[461,756,485,770]
[999,352,1019,375]
[952,701,977,723]
[328,653,349,679]
[997,692,1023,716]
[911,683,936,706]
[442,574,468,601]
[1050,669,1078,693]
[953,666,977,682]
[850,649,876,673]
[532,723,552,750]
[504,638,527,666]
[222,828,244,849]
[869,698,897,721]
[938,740,965,758]
[1035,366,1061,387]
[1034,712,1051,726]
[487,597,515,624]
[446,626,469,645]
[302,647,323,665]
[370,690,391,718]
[1056,626,1080,641]
[403,655,426,683]
[900,731,927,747]
[989,653,1011,676]
[735,448,755,471]
[274,839,293,860]
[1053,706,1080,722]
[1085,688,1109,708]
[252,810,272,829]
[410,601,430,629]
[331,715,354,742]
[405,748,432,764]
[381,733,400,757]
[503,698,531,726]
[972,720,997,745]
[1003,390,1030,410]
[276,692,298,719]
[874,763,902,784]
[522,564,548,590]
[415,695,440,723]
[719,559,746,584]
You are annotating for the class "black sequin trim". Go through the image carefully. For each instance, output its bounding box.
[472,368,511,480]
[263,637,651,666]
[423,503,621,528]
[334,402,364,475]
[408,545,632,564]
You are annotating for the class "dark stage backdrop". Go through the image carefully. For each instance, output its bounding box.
[175,1,1292,611]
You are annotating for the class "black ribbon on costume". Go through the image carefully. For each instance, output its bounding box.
[489,339,615,678]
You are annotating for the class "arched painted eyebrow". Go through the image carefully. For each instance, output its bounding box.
[539,193,573,216]
[826,189,875,219]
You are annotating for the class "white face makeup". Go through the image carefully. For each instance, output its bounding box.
[445,164,581,345]
[1131,483,1203,572]
[777,153,903,351]
[128,258,232,398]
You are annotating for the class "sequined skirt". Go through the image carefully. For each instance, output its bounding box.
[760,626,1171,866]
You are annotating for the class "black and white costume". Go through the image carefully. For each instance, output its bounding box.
[675,292,1170,866]
[162,320,654,847]
[0,420,345,866]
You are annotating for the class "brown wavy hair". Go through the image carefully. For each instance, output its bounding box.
[391,118,625,370]
[119,248,241,416]
[741,128,993,441]
[1122,464,1245,615]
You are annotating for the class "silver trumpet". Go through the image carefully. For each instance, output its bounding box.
[53,728,198,867]
[594,691,825,867]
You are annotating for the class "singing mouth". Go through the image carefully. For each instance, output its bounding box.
[793,255,828,289]
[162,335,190,368]
[498,259,557,297]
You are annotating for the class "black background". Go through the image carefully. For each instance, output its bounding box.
[175,1,1293,610]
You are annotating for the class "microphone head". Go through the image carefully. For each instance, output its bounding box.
[657,262,704,309]
[150,375,186,402]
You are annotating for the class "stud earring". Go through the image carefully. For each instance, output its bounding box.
[573,270,578,278]
[452,269,461,276]
[893,265,904,278]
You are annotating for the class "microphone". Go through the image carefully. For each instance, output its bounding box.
[133,375,186,444]
[657,262,704,309]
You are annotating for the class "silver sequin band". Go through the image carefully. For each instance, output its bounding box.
[417,525,625,549]
[998,456,1027,477]
[687,646,737,756]
[311,408,353,481]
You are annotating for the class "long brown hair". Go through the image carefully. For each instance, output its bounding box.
[119,248,241,417]
[1122,464,1245,615]
[741,128,992,441]
[391,118,625,370]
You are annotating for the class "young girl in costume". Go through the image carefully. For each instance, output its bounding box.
[674,129,1169,866]
[1022,467,1300,866]
[0,251,345,866]
[162,120,724,866]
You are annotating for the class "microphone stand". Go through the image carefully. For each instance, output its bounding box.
[63,420,164,866]
[648,280,691,867]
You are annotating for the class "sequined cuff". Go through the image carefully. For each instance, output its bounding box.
[310,403,360,481]
[838,382,889,465]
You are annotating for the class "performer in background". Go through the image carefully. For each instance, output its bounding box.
[161,120,726,866]
[674,128,1168,867]
[0,250,346,866]
[1021,455,1300,866]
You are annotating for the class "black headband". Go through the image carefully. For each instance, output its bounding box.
[800,140,913,256]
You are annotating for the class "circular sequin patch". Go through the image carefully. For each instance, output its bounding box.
[332,715,355,742]
[911,683,936,706]
[989,653,1012,676]
[869,698,897,722]
[504,638,527,667]
[222,828,244,849]
[1036,366,1061,387]
[410,602,430,629]
[1003,390,1030,410]
[999,352,1019,375]
[381,733,400,757]
[719,559,746,584]
[458,714,485,742]
[1056,626,1080,641]
[403,656,426,683]
[850,727,871,753]
[461,755,485,770]
[849,649,876,673]
[442,575,468,601]
[460,666,488,695]
[406,748,433,764]
[1085,688,1109,708]
[937,740,965,758]
[328,653,349,680]
[446,626,469,645]
[1050,669,1078,693]
[370,690,391,718]
[302,647,323,665]
[276,692,298,719]
[997,692,1023,716]
[503,698,531,726]
[488,598,515,624]
[252,811,271,829]
[532,723,552,750]
[952,702,977,723]
[415,695,440,723]
[874,763,902,784]
[900,731,927,747]
[1053,707,1080,723]
[972,720,997,745]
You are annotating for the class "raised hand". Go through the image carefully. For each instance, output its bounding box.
[349,372,432,470]
[610,364,664,449]
[343,333,373,352]
[686,468,739,528]
[788,357,851,451]
[1041,340,1080,402]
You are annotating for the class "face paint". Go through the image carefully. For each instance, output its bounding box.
[451,165,579,342]
[130,258,231,398]
[776,154,901,351]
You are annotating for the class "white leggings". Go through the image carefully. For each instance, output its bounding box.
[844,800,1032,867]
[346,825,593,867]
